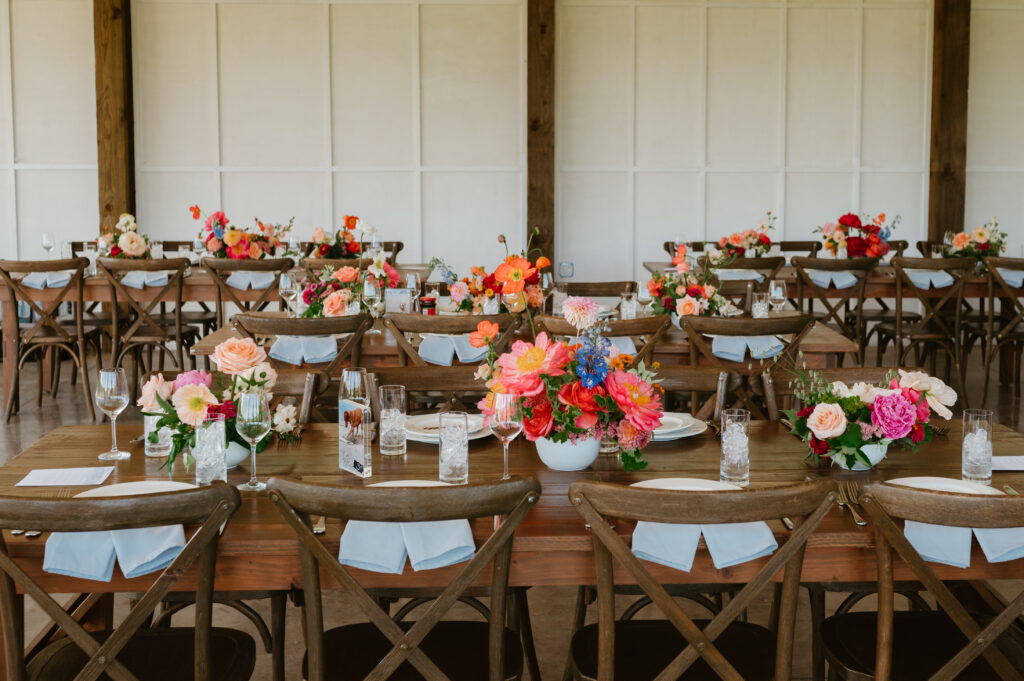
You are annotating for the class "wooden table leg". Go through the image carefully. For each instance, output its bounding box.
[2,298,16,412]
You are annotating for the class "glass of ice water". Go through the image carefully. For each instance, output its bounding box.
[720,409,750,487]
[378,385,407,456]
[751,292,769,319]
[194,414,227,486]
[619,291,638,320]
[144,414,172,458]
[439,411,469,484]
[962,409,994,485]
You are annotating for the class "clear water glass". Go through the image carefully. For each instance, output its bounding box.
[378,385,407,456]
[620,291,638,320]
[341,368,370,406]
[768,280,787,312]
[931,244,945,259]
[95,368,129,461]
[279,272,298,317]
[236,389,272,492]
[720,409,750,487]
[482,296,500,315]
[962,409,994,485]
[82,242,98,277]
[60,241,73,259]
[552,283,568,315]
[439,411,469,484]
[144,414,172,458]
[150,241,164,259]
[490,394,523,480]
[751,292,769,319]
[194,414,227,486]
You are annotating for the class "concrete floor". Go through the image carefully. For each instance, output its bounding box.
[2,347,1021,680]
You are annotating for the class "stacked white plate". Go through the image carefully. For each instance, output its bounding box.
[405,413,491,444]
[652,412,708,442]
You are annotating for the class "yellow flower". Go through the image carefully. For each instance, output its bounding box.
[222,228,244,247]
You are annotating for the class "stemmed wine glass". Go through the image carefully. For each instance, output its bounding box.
[362,279,384,334]
[95,368,130,461]
[279,272,299,317]
[236,388,272,492]
[768,279,788,314]
[41,232,55,259]
[489,393,523,480]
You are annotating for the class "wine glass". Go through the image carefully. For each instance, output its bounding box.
[279,272,299,317]
[362,279,383,334]
[41,232,55,259]
[235,388,272,492]
[340,368,370,406]
[94,368,130,461]
[489,393,523,480]
[768,279,788,313]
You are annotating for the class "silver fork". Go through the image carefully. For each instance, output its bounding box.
[837,482,867,527]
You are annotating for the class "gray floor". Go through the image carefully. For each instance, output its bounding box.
[2,347,1021,680]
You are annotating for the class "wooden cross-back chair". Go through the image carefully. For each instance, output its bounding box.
[663,242,707,258]
[232,311,373,375]
[877,257,974,404]
[822,482,1024,681]
[533,314,669,367]
[858,240,921,353]
[383,313,522,367]
[0,258,100,422]
[710,256,785,289]
[681,314,815,418]
[567,477,837,681]
[979,257,1024,407]
[776,240,821,258]
[267,476,541,681]
[561,281,637,298]
[97,257,198,397]
[656,366,743,422]
[367,366,484,416]
[0,483,255,681]
[761,366,922,422]
[791,256,878,366]
[361,241,404,265]
[202,257,292,326]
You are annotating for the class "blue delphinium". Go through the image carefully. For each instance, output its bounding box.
[575,331,611,388]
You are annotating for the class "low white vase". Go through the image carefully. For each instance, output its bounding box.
[226,441,250,470]
[535,437,600,472]
[834,442,888,471]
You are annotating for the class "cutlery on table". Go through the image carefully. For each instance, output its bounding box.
[24,531,41,538]
[837,482,867,527]
[9,529,24,536]
[312,516,327,535]
[1004,485,1020,496]
[781,517,795,531]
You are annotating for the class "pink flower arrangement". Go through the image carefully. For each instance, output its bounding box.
[496,333,571,397]
[190,205,292,261]
[562,296,600,331]
[172,370,213,391]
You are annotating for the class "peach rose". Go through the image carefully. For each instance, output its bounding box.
[952,232,972,251]
[206,237,222,253]
[323,290,349,317]
[675,295,699,317]
[211,337,267,375]
[136,373,172,412]
[312,227,326,243]
[728,232,744,247]
[248,241,263,259]
[118,231,147,257]
[332,266,359,283]
[806,403,848,440]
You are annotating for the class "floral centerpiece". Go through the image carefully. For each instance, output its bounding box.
[139,337,301,470]
[715,212,775,259]
[648,245,731,319]
[99,213,150,259]
[299,257,400,318]
[310,215,366,259]
[473,296,663,471]
[817,212,899,258]
[783,368,956,469]
[189,205,292,260]
[945,219,1007,265]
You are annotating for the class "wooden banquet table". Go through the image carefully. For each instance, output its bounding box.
[3,420,1024,598]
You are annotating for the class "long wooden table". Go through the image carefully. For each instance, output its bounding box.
[3,421,1024,596]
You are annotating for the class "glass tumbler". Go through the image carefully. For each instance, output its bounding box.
[194,414,227,486]
[720,409,751,487]
[962,409,994,485]
[438,411,469,484]
[143,414,172,458]
[378,385,407,456]
[751,292,769,319]
[620,291,638,320]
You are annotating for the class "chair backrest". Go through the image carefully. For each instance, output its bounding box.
[0,483,240,681]
[267,476,541,681]
[560,281,637,299]
[533,314,669,367]
[360,241,404,264]
[383,312,522,366]
[663,241,707,257]
[202,257,293,326]
[859,481,1024,681]
[791,256,878,341]
[775,240,820,258]
[232,311,373,375]
[367,365,484,417]
[915,240,945,257]
[569,477,836,681]
[984,257,1024,347]
[886,239,909,256]
[655,366,743,421]
[711,256,785,285]
[0,258,89,348]
[889,256,975,340]
[761,366,922,421]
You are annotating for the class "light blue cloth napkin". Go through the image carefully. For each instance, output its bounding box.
[268,336,304,365]
[997,268,1024,289]
[632,521,777,572]
[806,269,858,290]
[110,525,186,578]
[747,335,784,360]
[121,271,168,290]
[451,335,488,364]
[711,336,747,362]
[903,522,1024,568]
[338,519,475,574]
[418,336,456,366]
[716,269,764,282]
[905,269,954,289]
[226,271,276,290]
[268,336,339,366]
[21,271,72,290]
[974,527,1024,563]
[43,525,185,582]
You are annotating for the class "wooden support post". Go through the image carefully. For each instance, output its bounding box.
[927,0,970,242]
[528,0,555,263]
[94,0,135,231]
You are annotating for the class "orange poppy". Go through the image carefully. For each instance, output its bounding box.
[535,256,551,269]
[189,205,201,220]
[494,257,536,294]
[469,320,500,348]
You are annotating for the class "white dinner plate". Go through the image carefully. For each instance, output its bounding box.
[405,413,490,444]
[370,480,450,488]
[652,419,708,442]
[75,480,195,498]
[631,478,740,492]
[887,477,1001,496]
[653,412,697,436]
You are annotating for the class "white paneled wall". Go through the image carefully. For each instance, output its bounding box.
[132,0,526,275]
[966,0,1024,247]
[556,0,933,282]
[0,0,97,259]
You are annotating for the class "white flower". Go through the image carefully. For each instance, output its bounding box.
[367,252,388,280]
[273,404,297,434]
[898,370,957,419]
[116,213,137,233]
[240,362,277,392]
[561,296,600,331]
[358,220,377,236]
[831,381,896,405]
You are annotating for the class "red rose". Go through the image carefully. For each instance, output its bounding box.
[838,213,862,229]
[759,233,771,245]
[909,422,925,444]
[557,382,606,429]
[810,435,831,455]
[109,246,122,257]
[862,223,881,235]
[734,246,745,257]
[846,236,866,257]
[662,296,673,310]
[686,285,703,298]
[522,398,554,441]
[978,242,990,251]
[317,243,330,256]
[796,406,814,419]
[348,241,361,254]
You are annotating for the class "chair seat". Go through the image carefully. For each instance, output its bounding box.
[26,627,256,681]
[571,619,776,681]
[18,326,102,345]
[303,621,522,681]
[125,327,201,344]
[153,310,218,325]
[856,309,922,323]
[822,611,1024,681]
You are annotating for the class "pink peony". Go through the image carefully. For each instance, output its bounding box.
[172,370,213,392]
[617,419,652,450]
[605,370,662,432]
[118,231,148,257]
[496,333,571,397]
[205,211,228,231]
[449,280,470,304]
[871,392,917,440]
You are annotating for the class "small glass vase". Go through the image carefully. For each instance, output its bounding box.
[143,414,172,458]
[599,433,619,453]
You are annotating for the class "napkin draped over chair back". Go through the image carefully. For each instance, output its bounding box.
[202,257,293,327]
[566,477,836,681]
[383,312,522,367]
[266,475,541,681]
[0,483,244,681]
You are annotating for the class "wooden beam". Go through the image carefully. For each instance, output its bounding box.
[527,0,555,264]
[927,0,970,242]
[93,0,135,231]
